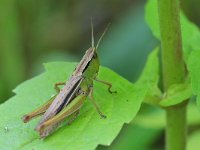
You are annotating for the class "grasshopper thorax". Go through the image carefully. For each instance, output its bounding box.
[82,47,99,79]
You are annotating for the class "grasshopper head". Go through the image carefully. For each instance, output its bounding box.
[82,20,109,79]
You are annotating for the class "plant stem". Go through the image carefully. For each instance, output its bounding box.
[157,0,187,150]
[165,102,187,150]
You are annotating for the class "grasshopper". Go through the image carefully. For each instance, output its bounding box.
[22,21,116,138]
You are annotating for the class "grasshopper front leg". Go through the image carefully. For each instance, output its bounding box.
[54,82,65,93]
[22,82,66,123]
[88,86,106,118]
[94,78,117,94]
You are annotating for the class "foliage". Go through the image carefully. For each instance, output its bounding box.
[0,62,146,150]
[1,0,200,149]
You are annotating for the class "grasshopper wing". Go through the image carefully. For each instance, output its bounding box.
[37,75,83,126]
[73,47,95,76]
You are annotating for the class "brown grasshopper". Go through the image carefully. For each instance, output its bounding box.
[22,21,116,138]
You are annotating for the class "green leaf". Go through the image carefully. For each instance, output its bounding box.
[160,82,192,107]
[145,0,160,39]
[136,47,162,106]
[188,51,200,110]
[0,62,146,150]
[145,0,200,61]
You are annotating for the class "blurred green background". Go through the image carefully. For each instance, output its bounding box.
[0,0,200,149]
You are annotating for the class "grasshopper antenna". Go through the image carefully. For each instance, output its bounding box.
[96,23,110,50]
[91,17,94,48]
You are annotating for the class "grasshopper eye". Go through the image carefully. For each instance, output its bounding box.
[77,89,81,94]
[77,88,82,95]
[77,88,88,96]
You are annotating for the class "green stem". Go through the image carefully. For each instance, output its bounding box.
[166,103,187,150]
[157,0,187,150]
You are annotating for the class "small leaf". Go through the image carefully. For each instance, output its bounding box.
[145,0,160,39]
[136,47,162,106]
[0,62,146,150]
[188,51,200,110]
[160,83,192,107]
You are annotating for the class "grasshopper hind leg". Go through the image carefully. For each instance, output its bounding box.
[37,110,80,138]
[36,94,86,138]
[22,95,56,123]
[22,82,65,123]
